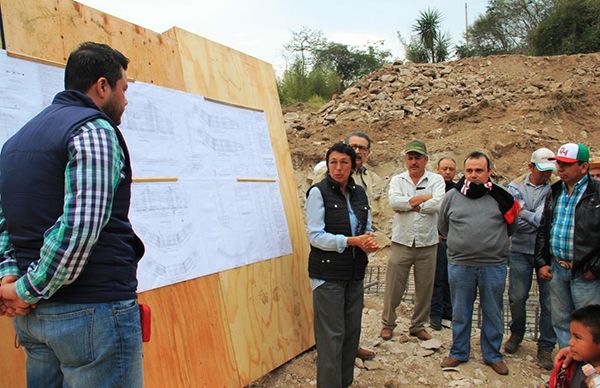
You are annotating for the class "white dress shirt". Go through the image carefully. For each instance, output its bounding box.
[388,170,445,247]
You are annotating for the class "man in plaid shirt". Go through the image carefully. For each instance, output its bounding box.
[0,42,144,387]
[535,143,600,349]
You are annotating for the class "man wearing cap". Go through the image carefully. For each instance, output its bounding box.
[590,157,600,181]
[535,143,600,348]
[503,148,557,370]
[438,151,520,375]
[380,140,445,341]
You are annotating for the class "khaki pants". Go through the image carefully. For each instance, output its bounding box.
[381,242,437,334]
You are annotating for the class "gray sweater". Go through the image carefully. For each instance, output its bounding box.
[438,189,517,266]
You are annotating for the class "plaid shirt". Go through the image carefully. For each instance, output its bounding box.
[549,175,589,261]
[0,118,123,304]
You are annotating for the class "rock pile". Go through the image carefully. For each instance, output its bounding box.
[286,54,600,134]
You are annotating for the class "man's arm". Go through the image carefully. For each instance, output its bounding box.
[0,201,21,316]
[0,206,20,280]
[388,175,415,212]
[13,118,123,304]
[419,174,446,214]
[507,184,538,233]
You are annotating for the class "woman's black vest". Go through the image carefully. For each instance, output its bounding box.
[308,175,369,281]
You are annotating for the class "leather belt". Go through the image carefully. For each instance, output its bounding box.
[555,258,573,270]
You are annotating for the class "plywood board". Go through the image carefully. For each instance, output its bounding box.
[138,276,241,388]
[170,27,314,385]
[0,319,26,386]
[55,0,186,89]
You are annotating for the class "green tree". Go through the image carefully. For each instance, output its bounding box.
[400,8,452,63]
[283,27,326,79]
[529,0,600,55]
[398,33,430,63]
[434,32,452,62]
[456,0,556,57]
[413,8,443,63]
[313,41,391,91]
[279,29,392,104]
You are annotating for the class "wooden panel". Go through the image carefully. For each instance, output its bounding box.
[0,0,64,63]
[138,275,241,388]
[55,0,185,89]
[0,319,26,387]
[170,28,314,385]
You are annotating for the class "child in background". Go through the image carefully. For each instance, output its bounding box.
[550,305,600,388]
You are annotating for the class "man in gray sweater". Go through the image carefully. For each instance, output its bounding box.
[438,151,519,376]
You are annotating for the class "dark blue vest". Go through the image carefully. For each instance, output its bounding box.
[0,90,144,303]
[307,175,369,281]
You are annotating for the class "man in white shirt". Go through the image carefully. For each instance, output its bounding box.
[380,140,445,341]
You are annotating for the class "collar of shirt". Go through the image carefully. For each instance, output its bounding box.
[524,174,548,189]
[399,170,431,187]
[561,174,589,197]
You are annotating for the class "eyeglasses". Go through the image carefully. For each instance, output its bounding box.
[349,144,369,152]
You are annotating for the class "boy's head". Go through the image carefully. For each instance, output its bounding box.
[569,305,600,364]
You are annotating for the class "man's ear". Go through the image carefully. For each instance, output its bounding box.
[96,77,110,98]
[85,77,110,109]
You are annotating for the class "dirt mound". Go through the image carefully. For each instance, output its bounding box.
[286,53,600,185]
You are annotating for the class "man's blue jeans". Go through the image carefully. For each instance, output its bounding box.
[13,299,143,388]
[550,262,600,348]
[508,252,555,351]
[448,263,506,364]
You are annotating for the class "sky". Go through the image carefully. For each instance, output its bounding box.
[78,0,491,75]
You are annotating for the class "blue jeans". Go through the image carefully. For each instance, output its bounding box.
[448,263,506,364]
[430,240,452,321]
[13,299,143,388]
[550,262,600,348]
[508,252,555,351]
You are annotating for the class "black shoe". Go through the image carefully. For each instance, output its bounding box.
[537,349,554,371]
[430,318,442,331]
[503,335,522,354]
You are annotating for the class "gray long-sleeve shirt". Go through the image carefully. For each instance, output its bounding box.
[438,188,517,266]
[507,174,552,255]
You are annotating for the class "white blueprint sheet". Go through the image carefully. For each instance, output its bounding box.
[0,50,292,293]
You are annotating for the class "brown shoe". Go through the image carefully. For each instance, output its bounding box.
[380,327,393,340]
[356,347,375,360]
[441,357,466,368]
[487,360,509,375]
[410,329,432,341]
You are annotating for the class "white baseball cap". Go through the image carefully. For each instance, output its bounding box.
[531,147,557,171]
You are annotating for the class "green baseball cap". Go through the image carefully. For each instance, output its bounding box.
[405,140,427,156]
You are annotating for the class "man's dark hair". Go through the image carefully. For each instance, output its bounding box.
[571,304,600,344]
[65,42,129,92]
[464,151,493,171]
[326,143,357,171]
[344,131,372,149]
[437,157,457,168]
